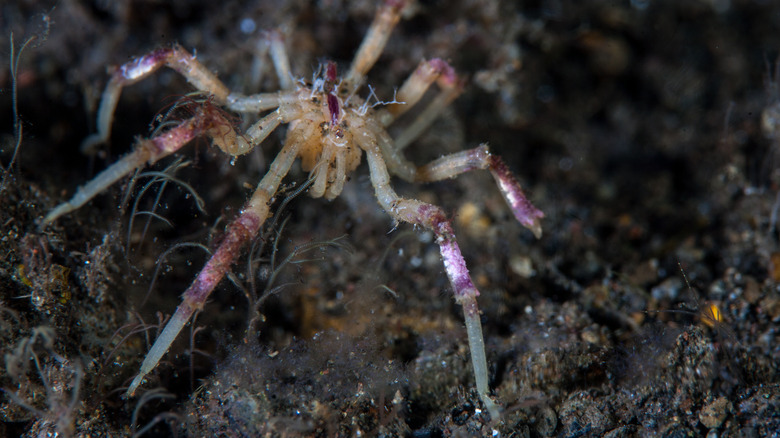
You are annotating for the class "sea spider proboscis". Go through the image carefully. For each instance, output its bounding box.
[43,0,544,420]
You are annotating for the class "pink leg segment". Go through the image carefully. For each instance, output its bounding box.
[486,154,544,238]
[416,203,500,418]
[126,139,302,396]
[363,144,501,419]
[126,211,261,396]
[398,144,544,238]
[418,204,478,301]
[83,45,231,153]
[43,110,216,225]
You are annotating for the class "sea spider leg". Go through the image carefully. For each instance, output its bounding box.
[248,32,271,93]
[232,0,406,113]
[379,58,461,127]
[361,139,501,420]
[82,45,232,153]
[42,108,285,226]
[43,112,207,225]
[345,0,406,91]
[415,144,544,238]
[266,29,294,91]
[227,29,299,113]
[44,101,296,394]
[372,111,544,238]
[391,82,463,152]
[369,56,543,235]
[126,131,303,396]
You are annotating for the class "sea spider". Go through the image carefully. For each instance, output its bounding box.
[42,0,543,419]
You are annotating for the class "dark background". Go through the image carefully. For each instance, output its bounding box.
[1,0,778,436]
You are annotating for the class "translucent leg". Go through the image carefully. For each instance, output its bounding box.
[226,29,299,113]
[374,58,533,229]
[379,58,461,128]
[379,138,544,238]
[267,29,294,91]
[43,115,204,225]
[43,107,286,226]
[362,141,501,420]
[393,87,463,152]
[345,0,406,91]
[82,45,232,153]
[415,144,544,238]
[126,138,302,396]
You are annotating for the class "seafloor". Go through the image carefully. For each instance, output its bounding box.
[1,0,778,436]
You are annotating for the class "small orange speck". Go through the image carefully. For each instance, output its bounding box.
[701,303,722,329]
[617,213,632,227]
[770,253,780,282]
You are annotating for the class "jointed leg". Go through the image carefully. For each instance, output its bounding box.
[266,30,294,91]
[374,56,541,236]
[43,106,286,226]
[126,137,303,396]
[345,0,406,91]
[369,58,544,235]
[378,58,465,152]
[227,30,301,113]
[362,142,500,420]
[247,29,294,92]
[379,132,544,238]
[381,59,458,124]
[82,46,232,153]
[415,144,544,238]
[44,112,207,225]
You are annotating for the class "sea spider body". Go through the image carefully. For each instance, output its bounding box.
[43,0,543,420]
[286,74,365,200]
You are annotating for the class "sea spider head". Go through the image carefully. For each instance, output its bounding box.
[294,62,368,200]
